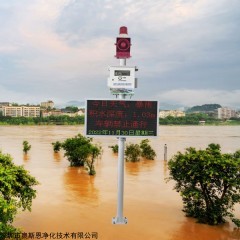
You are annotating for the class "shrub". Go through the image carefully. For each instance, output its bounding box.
[109,144,118,153]
[52,141,62,152]
[23,140,31,154]
[168,143,240,226]
[84,145,101,175]
[61,134,91,167]
[0,151,38,238]
[140,139,156,160]
[125,143,141,162]
[110,139,156,162]
[61,134,101,175]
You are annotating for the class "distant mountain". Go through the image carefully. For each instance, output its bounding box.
[187,104,221,113]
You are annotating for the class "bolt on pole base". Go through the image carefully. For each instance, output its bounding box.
[112,216,128,225]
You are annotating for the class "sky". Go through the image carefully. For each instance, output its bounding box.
[0,0,239,109]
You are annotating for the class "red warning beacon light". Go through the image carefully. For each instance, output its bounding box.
[115,26,131,59]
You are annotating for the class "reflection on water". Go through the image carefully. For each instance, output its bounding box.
[126,159,156,176]
[0,125,239,239]
[64,167,99,206]
[23,153,30,162]
[163,160,169,178]
[170,218,233,240]
[53,152,62,163]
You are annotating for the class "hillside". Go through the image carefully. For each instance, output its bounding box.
[187,104,221,113]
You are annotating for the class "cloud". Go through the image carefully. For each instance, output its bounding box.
[0,84,33,104]
[158,89,240,108]
[0,0,239,107]
[0,0,70,53]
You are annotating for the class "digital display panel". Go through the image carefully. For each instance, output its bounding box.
[85,100,158,137]
[114,70,131,76]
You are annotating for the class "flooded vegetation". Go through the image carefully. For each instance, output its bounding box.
[0,125,240,239]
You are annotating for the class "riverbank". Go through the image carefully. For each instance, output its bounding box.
[0,115,239,126]
[160,120,240,126]
[0,121,239,126]
[0,115,84,125]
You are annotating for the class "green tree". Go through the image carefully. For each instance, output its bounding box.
[61,134,101,175]
[110,140,156,161]
[23,140,31,154]
[140,139,156,160]
[84,145,101,175]
[65,106,79,113]
[0,115,85,125]
[187,104,221,113]
[52,141,62,152]
[0,151,38,239]
[125,143,141,162]
[109,144,118,153]
[168,144,240,226]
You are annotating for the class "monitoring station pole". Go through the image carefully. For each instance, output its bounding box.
[86,26,157,225]
[111,26,136,224]
[114,58,127,224]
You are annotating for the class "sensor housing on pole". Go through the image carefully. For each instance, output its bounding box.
[108,66,137,89]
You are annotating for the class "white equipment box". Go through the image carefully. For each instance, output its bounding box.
[108,66,137,89]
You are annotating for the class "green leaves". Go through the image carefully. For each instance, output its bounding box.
[0,151,38,236]
[52,141,62,152]
[109,144,119,154]
[125,143,142,162]
[23,140,31,154]
[140,139,156,160]
[61,134,101,175]
[124,139,156,162]
[61,134,91,166]
[168,144,240,226]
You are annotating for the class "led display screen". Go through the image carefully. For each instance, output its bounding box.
[114,70,131,76]
[85,100,158,137]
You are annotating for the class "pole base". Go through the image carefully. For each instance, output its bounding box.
[112,216,128,224]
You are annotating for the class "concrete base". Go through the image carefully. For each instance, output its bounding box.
[112,217,128,224]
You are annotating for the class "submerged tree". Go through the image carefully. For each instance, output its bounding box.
[110,139,156,162]
[140,139,156,160]
[109,144,118,153]
[61,134,101,175]
[168,143,240,226]
[23,140,31,154]
[125,143,141,162]
[52,141,62,153]
[0,151,38,239]
[85,145,101,175]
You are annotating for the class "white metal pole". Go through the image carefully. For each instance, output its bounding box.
[112,58,128,224]
[113,136,127,224]
[120,58,126,66]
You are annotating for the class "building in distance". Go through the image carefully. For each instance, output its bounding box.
[217,107,236,120]
[41,109,84,117]
[2,106,40,117]
[40,100,54,109]
[159,110,185,118]
[0,102,11,115]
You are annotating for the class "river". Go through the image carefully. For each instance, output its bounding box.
[0,125,240,240]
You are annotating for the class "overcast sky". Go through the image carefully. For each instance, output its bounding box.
[0,0,239,108]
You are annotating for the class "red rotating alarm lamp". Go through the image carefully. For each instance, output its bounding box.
[115,26,131,59]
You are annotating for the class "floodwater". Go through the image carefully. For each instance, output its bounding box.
[0,125,240,240]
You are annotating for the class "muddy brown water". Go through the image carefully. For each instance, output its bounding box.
[0,125,240,240]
